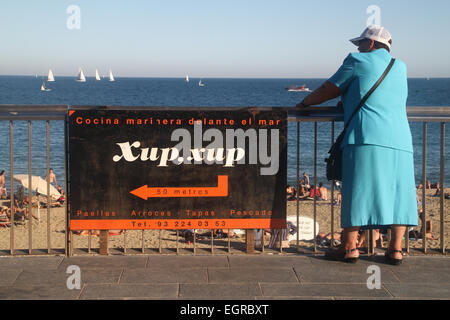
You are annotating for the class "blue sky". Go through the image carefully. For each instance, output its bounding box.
[0,0,449,78]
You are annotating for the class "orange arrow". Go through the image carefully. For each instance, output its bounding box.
[130,175,228,200]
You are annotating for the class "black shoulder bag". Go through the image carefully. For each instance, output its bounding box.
[325,58,395,181]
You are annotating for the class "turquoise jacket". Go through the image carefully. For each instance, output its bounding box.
[329,49,413,152]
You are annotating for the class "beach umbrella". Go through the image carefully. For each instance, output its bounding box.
[13,174,61,198]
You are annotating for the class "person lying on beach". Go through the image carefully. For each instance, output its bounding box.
[73,230,123,236]
[309,185,321,200]
[0,206,9,222]
[316,232,342,246]
[11,199,38,221]
[286,185,297,200]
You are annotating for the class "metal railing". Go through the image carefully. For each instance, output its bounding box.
[0,105,448,256]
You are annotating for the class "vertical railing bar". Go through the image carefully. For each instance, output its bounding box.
[159,229,162,254]
[9,120,15,255]
[141,229,145,254]
[64,113,71,256]
[28,120,32,255]
[365,230,370,254]
[261,228,264,253]
[279,228,283,253]
[46,120,51,254]
[211,230,214,254]
[369,229,374,255]
[422,122,427,253]
[123,230,127,254]
[296,121,300,252]
[227,229,231,253]
[88,231,91,254]
[176,230,179,254]
[440,122,445,254]
[313,122,317,253]
[330,121,335,247]
[405,224,409,254]
[193,229,196,254]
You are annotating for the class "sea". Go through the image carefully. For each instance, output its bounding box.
[0,76,449,192]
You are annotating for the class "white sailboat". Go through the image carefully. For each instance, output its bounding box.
[95,69,101,81]
[198,79,205,87]
[109,70,115,82]
[185,74,189,82]
[47,70,55,82]
[41,82,51,91]
[76,68,86,82]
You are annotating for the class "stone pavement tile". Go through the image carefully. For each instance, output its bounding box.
[179,283,262,298]
[80,284,178,299]
[208,267,298,283]
[228,255,312,268]
[0,270,22,285]
[400,256,450,269]
[120,268,207,284]
[13,269,123,286]
[58,256,148,269]
[260,283,391,298]
[389,266,450,283]
[0,256,64,270]
[384,283,450,299]
[294,264,399,284]
[0,284,82,300]
[306,255,389,267]
[146,255,229,269]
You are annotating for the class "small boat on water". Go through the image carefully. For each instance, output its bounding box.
[76,68,86,82]
[286,84,311,92]
[41,83,51,91]
[109,69,115,82]
[185,74,190,82]
[95,69,101,81]
[198,79,205,87]
[47,69,55,82]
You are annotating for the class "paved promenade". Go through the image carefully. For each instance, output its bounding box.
[0,253,448,300]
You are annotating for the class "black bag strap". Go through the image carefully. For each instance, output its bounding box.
[341,58,395,135]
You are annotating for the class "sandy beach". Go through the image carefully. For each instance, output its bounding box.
[0,188,448,254]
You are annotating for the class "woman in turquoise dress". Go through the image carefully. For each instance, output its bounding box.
[296,26,418,265]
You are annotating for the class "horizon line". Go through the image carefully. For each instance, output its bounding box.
[0,74,448,80]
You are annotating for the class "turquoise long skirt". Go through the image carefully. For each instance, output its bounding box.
[341,144,418,229]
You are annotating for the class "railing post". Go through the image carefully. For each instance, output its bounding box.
[246,229,255,253]
[99,230,108,255]
[440,122,445,254]
[9,120,15,255]
[422,122,427,253]
[313,122,317,253]
[46,120,51,254]
[296,121,300,252]
[330,121,335,247]
[28,120,33,255]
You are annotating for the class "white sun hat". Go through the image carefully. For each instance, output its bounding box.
[349,25,392,49]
